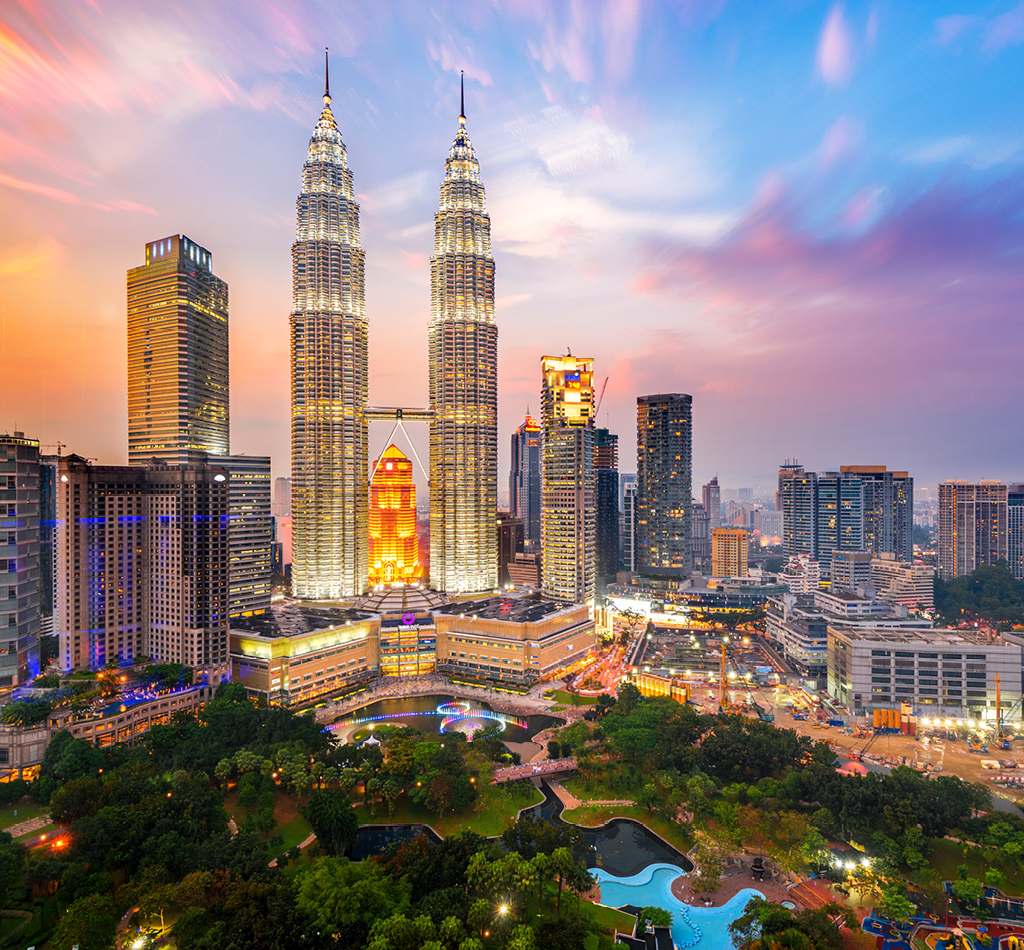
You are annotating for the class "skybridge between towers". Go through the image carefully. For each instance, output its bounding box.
[365,406,434,483]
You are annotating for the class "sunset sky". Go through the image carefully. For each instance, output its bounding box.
[2,0,1022,496]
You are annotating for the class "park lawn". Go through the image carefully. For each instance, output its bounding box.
[562,803,692,855]
[356,782,543,838]
[273,815,314,853]
[920,838,993,882]
[0,801,48,829]
[584,900,637,935]
[547,689,590,706]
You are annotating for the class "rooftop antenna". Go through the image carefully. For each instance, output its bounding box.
[459,70,465,124]
[324,47,331,105]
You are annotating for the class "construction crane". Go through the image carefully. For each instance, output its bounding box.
[594,376,609,418]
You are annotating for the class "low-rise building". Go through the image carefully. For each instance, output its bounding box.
[230,602,379,706]
[828,626,1023,721]
[768,590,929,679]
[870,553,935,609]
[434,596,596,685]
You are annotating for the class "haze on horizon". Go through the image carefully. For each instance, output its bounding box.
[1,0,1022,496]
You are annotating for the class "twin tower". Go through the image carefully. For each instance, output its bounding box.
[290,61,497,599]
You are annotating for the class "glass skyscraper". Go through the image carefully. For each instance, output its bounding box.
[127,235,228,465]
[290,68,369,599]
[636,393,692,577]
[429,84,498,593]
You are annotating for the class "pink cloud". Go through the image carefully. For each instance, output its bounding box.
[819,115,862,168]
[816,4,855,86]
[111,198,157,214]
[0,169,79,202]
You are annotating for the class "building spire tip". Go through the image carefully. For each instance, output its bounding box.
[324,47,331,106]
[459,70,465,124]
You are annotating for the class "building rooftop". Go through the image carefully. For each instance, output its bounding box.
[355,585,450,613]
[231,599,375,638]
[830,626,1013,646]
[433,595,575,624]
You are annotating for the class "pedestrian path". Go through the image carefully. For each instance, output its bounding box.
[3,815,49,837]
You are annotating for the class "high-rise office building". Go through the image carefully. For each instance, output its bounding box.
[510,414,542,546]
[636,394,692,577]
[702,476,721,529]
[938,480,1008,580]
[57,456,229,674]
[712,527,748,578]
[621,478,638,573]
[594,428,620,582]
[368,445,419,587]
[127,235,228,466]
[777,459,803,511]
[541,355,595,603]
[1009,484,1024,581]
[831,549,873,592]
[218,455,272,618]
[429,81,498,594]
[1,433,41,687]
[290,64,368,599]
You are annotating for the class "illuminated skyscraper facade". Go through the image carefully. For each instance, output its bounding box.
[541,355,596,604]
[369,445,419,586]
[636,393,692,578]
[510,414,542,546]
[429,88,498,593]
[127,235,229,465]
[290,69,368,599]
[594,428,619,582]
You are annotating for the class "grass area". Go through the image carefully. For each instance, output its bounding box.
[923,838,995,882]
[562,803,692,855]
[584,901,637,935]
[273,815,314,853]
[356,782,543,838]
[546,689,590,706]
[0,801,48,829]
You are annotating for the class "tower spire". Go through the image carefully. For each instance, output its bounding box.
[324,47,331,106]
[459,70,465,124]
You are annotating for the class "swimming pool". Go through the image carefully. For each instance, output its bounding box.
[593,863,764,949]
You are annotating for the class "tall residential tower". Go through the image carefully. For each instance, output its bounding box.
[541,355,596,604]
[429,79,498,593]
[636,394,692,577]
[290,59,369,599]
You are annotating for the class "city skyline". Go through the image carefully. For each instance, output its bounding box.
[2,2,1024,492]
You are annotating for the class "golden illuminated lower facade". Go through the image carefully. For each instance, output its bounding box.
[369,445,419,586]
[290,82,368,599]
[541,355,596,605]
[429,98,498,594]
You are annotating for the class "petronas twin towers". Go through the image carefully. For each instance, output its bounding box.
[291,60,497,600]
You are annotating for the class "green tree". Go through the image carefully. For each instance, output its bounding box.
[301,789,360,857]
[637,906,673,935]
[51,893,117,950]
[879,884,915,923]
[297,857,411,947]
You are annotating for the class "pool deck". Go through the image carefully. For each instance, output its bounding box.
[670,870,792,908]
